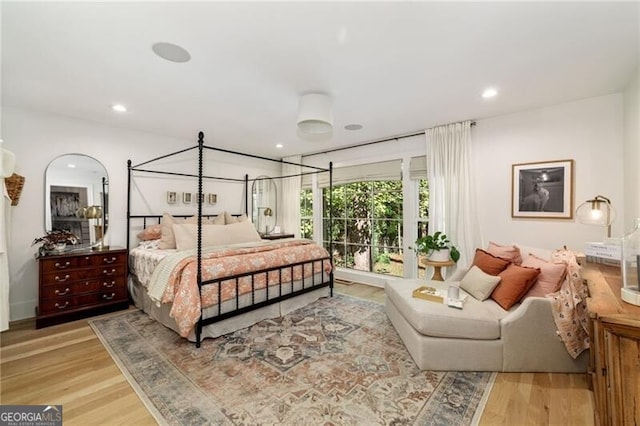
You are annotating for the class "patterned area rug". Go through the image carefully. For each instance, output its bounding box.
[90,295,495,425]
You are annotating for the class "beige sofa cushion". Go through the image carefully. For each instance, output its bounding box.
[460,265,502,301]
[385,279,507,340]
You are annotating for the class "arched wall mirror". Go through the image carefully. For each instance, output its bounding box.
[251,175,277,235]
[45,154,109,247]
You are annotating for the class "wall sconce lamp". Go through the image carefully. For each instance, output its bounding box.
[575,195,616,238]
[297,93,333,140]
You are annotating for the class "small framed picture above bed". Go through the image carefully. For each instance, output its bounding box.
[182,192,193,204]
[167,191,177,204]
[512,159,573,219]
[208,193,217,205]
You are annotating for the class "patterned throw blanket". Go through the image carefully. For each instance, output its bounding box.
[149,239,332,337]
[546,249,590,359]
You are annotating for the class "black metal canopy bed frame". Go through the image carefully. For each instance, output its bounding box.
[127,131,334,347]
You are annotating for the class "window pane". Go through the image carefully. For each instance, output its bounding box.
[345,219,371,246]
[325,241,346,268]
[347,243,368,271]
[373,246,403,277]
[346,182,372,218]
[323,187,346,219]
[324,218,345,243]
[373,219,402,247]
[418,179,429,219]
[301,219,313,239]
[300,189,313,217]
[417,220,429,238]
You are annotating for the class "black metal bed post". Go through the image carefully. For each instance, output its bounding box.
[329,161,334,296]
[244,174,249,216]
[196,132,204,347]
[126,160,132,251]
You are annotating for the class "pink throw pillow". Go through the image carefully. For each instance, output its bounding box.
[521,254,567,298]
[487,241,522,265]
[137,224,162,241]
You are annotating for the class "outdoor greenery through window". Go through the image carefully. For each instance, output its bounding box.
[300,188,313,239]
[417,179,430,279]
[322,181,404,277]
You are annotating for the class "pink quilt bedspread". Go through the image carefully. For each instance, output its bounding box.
[161,240,332,337]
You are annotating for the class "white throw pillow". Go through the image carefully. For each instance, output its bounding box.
[172,221,261,251]
[459,265,502,301]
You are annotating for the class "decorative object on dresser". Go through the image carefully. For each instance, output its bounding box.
[36,247,128,328]
[620,217,640,306]
[583,262,640,425]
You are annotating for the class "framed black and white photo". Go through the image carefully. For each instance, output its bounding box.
[208,193,217,205]
[167,191,177,204]
[512,159,573,219]
[182,192,193,204]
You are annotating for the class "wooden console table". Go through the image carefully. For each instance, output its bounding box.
[583,262,640,426]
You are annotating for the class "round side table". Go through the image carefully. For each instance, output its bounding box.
[420,259,456,281]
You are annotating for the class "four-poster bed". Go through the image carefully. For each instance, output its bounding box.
[126,132,334,347]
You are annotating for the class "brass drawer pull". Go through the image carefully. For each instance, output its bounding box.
[55,288,71,296]
[102,293,116,300]
[55,301,69,310]
[54,261,71,269]
[55,275,70,282]
[103,257,117,264]
[103,281,116,288]
[103,269,116,276]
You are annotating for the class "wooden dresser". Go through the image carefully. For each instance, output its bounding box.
[583,262,640,426]
[36,247,129,328]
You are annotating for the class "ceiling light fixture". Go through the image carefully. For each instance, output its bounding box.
[344,124,363,131]
[297,93,333,140]
[275,143,283,149]
[482,88,498,99]
[111,104,127,113]
[152,42,191,63]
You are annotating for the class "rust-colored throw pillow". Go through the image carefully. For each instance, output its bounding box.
[472,249,511,276]
[491,264,541,310]
[487,241,522,265]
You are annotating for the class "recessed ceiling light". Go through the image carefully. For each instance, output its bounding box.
[67,164,76,168]
[482,88,498,99]
[344,124,363,131]
[112,104,127,113]
[275,143,283,149]
[152,42,191,63]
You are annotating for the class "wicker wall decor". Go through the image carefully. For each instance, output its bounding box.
[5,173,25,206]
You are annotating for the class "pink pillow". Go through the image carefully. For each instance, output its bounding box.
[487,241,522,265]
[491,264,540,310]
[137,224,162,241]
[521,254,567,298]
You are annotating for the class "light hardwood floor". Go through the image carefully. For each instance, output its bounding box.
[1,282,594,425]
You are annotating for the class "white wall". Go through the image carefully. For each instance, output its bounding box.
[2,93,629,318]
[473,94,625,250]
[2,106,279,321]
[623,66,640,232]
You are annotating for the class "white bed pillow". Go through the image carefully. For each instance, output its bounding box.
[459,265,502,301]
[172,221,262,251]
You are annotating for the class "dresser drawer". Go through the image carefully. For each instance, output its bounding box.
[39,288,127,314]
[40,277,126,299]
[92,252,127,267]
[40,255,94,273]
[41,265,127,284]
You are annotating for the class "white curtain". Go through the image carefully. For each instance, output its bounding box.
[280,155,302,237]
[1,140,16,331]
[425,121,480,269]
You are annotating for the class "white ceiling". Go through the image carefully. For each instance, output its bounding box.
[2,1,638,157]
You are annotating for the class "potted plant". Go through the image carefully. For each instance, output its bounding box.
[411,231,460,263]
[32,230,79,256]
